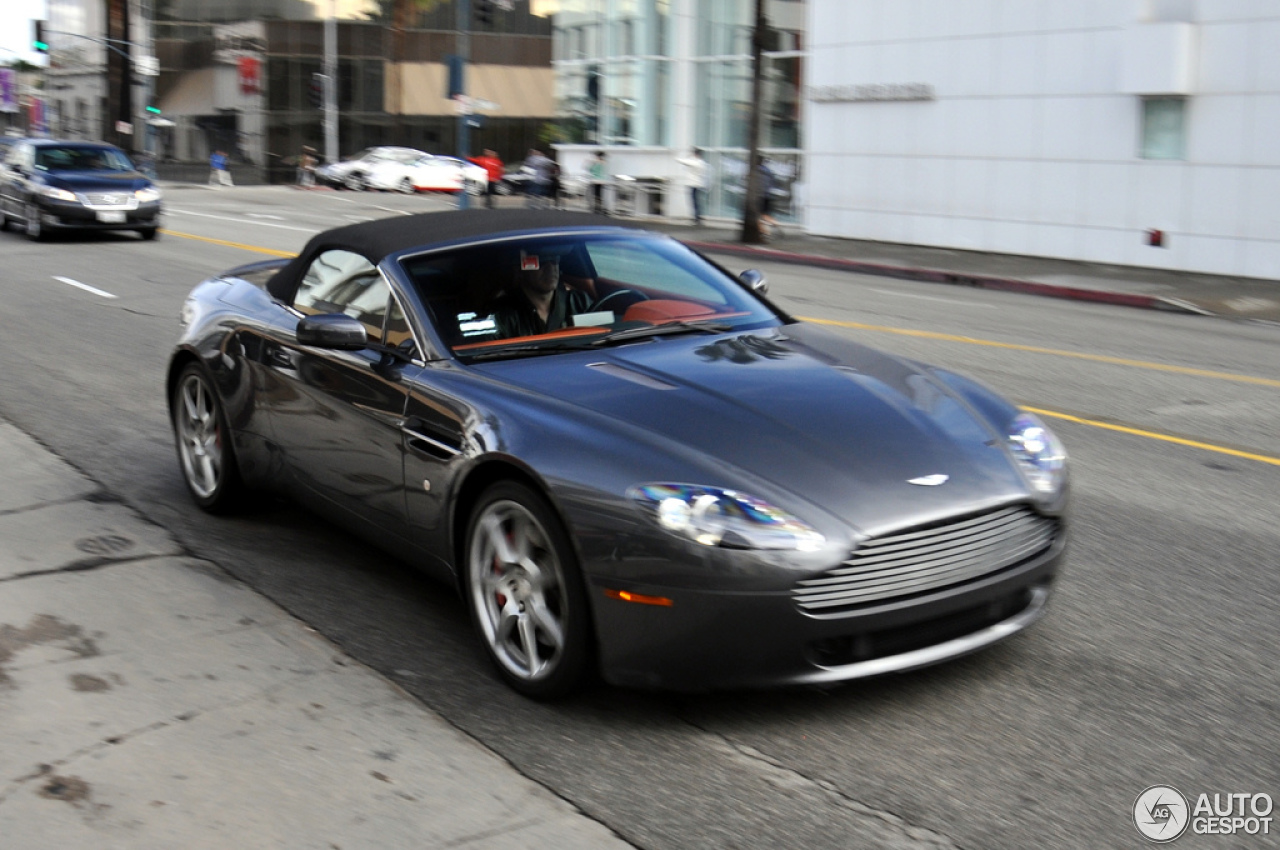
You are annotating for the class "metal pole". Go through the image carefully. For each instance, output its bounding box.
[456,0,471,210]
[324,0,338,167]
[142,0,155,172]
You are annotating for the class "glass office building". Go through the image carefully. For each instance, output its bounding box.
[552,0,805,222]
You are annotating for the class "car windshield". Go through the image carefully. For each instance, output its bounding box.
[35,146,134,172]
[401,233,784,362]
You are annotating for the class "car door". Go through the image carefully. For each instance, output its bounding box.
[261,249,412,532]
[0,141,31,218]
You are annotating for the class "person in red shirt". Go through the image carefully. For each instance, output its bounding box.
[470,149,505,209]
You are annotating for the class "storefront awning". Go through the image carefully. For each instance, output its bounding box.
[158,68,217,117]
[396,63,554,118]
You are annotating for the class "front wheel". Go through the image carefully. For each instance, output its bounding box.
[171,363,245,513]
[139,227,159,241]
[24,202,44,241]
[399,177,415,195]
[465,482,592,699]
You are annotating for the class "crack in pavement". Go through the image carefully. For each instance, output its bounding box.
[0,672,322,807]
[0,554,174,584]
[690,728,961,850]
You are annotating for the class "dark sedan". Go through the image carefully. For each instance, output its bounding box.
[0,139,162,240]
[167,210,1068,698]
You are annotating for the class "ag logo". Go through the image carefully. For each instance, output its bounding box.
[1134,785,1190,842]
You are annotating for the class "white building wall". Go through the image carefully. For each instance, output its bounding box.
[805,0,1280,279]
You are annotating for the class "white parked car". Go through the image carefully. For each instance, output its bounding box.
[364,154,488,195]
[315,146,426,191]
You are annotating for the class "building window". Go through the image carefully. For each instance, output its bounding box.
[1140,97,1186,160]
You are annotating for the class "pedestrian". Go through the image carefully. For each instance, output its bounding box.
[755,159,781,239]
[470,148,505,208]
[587,150,608,214]
[209,149,233,188]
[549,155,563,209]
[522,149,554,209]
[297,146,317,189]
[676,147,708,225]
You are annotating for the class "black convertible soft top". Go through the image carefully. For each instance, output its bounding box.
[266,208,635,302]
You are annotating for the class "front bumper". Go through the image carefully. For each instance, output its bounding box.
[589,535,1064,692]
[36,198,161,232]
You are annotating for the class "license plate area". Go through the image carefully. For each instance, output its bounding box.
[97,211,127,223]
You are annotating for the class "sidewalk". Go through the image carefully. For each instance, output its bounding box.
[0,420,632,850]
[642,218,1280,325]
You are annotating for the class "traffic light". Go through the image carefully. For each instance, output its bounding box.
[475,0,494,27]
[309,72,325,109]
[32,20,49,53]
[146,105,162,115]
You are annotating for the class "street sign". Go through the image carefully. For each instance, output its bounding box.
[136,55,160,76]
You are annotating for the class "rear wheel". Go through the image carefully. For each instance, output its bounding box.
[171,363,244,513]
[465,482,592,699]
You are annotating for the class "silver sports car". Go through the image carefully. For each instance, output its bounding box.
[168,210,1068,698]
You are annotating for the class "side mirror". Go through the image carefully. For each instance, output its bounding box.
[739,269,768,295]
[296,314,369,350]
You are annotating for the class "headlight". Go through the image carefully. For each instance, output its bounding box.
[135,186,161,202]
[629,484,825,551]
[1007,413,1067,496]
[39,186,77,202]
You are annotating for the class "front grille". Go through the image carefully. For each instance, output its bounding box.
[794,505,1059,613]
[82,192,133,207]
[806,587,1036,666]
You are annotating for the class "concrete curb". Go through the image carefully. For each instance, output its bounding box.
[683,240,1210,316]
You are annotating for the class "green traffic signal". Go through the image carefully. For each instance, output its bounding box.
[33,20,48,53]
[146,105,162,114]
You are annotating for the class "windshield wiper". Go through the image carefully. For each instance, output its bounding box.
[461,341,595,362]
[590,320,734,347]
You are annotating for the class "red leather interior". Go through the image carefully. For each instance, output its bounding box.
[623,300,717,323]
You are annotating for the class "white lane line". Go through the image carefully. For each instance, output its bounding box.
[53,276,118,299]
[246,213,286,221]
[869,288,993,307]
[167,208,316,232]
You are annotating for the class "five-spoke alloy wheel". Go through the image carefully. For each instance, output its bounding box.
[465,482,591,698]
[172,364,243,512]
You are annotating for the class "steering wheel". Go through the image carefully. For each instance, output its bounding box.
[592,288,650,315]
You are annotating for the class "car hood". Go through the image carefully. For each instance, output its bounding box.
[475,324,1031,534]
[44,171,151,193]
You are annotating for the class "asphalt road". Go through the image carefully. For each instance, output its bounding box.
[1,185,1277,850]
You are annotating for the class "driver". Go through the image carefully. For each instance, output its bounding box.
[494,251,592,339]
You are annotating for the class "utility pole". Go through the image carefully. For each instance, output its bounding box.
[455,0,472,210]
[739,0,766,244]
[324,0,338,166]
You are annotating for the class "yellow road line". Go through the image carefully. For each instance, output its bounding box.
[1023,406,1280,468]
[162,228,297,258]
[801,316,1280,388]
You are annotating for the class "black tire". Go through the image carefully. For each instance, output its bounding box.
[140,227,159,241]
[346,172,366,192]
[171,363,245,513]
[464,481,592,699]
